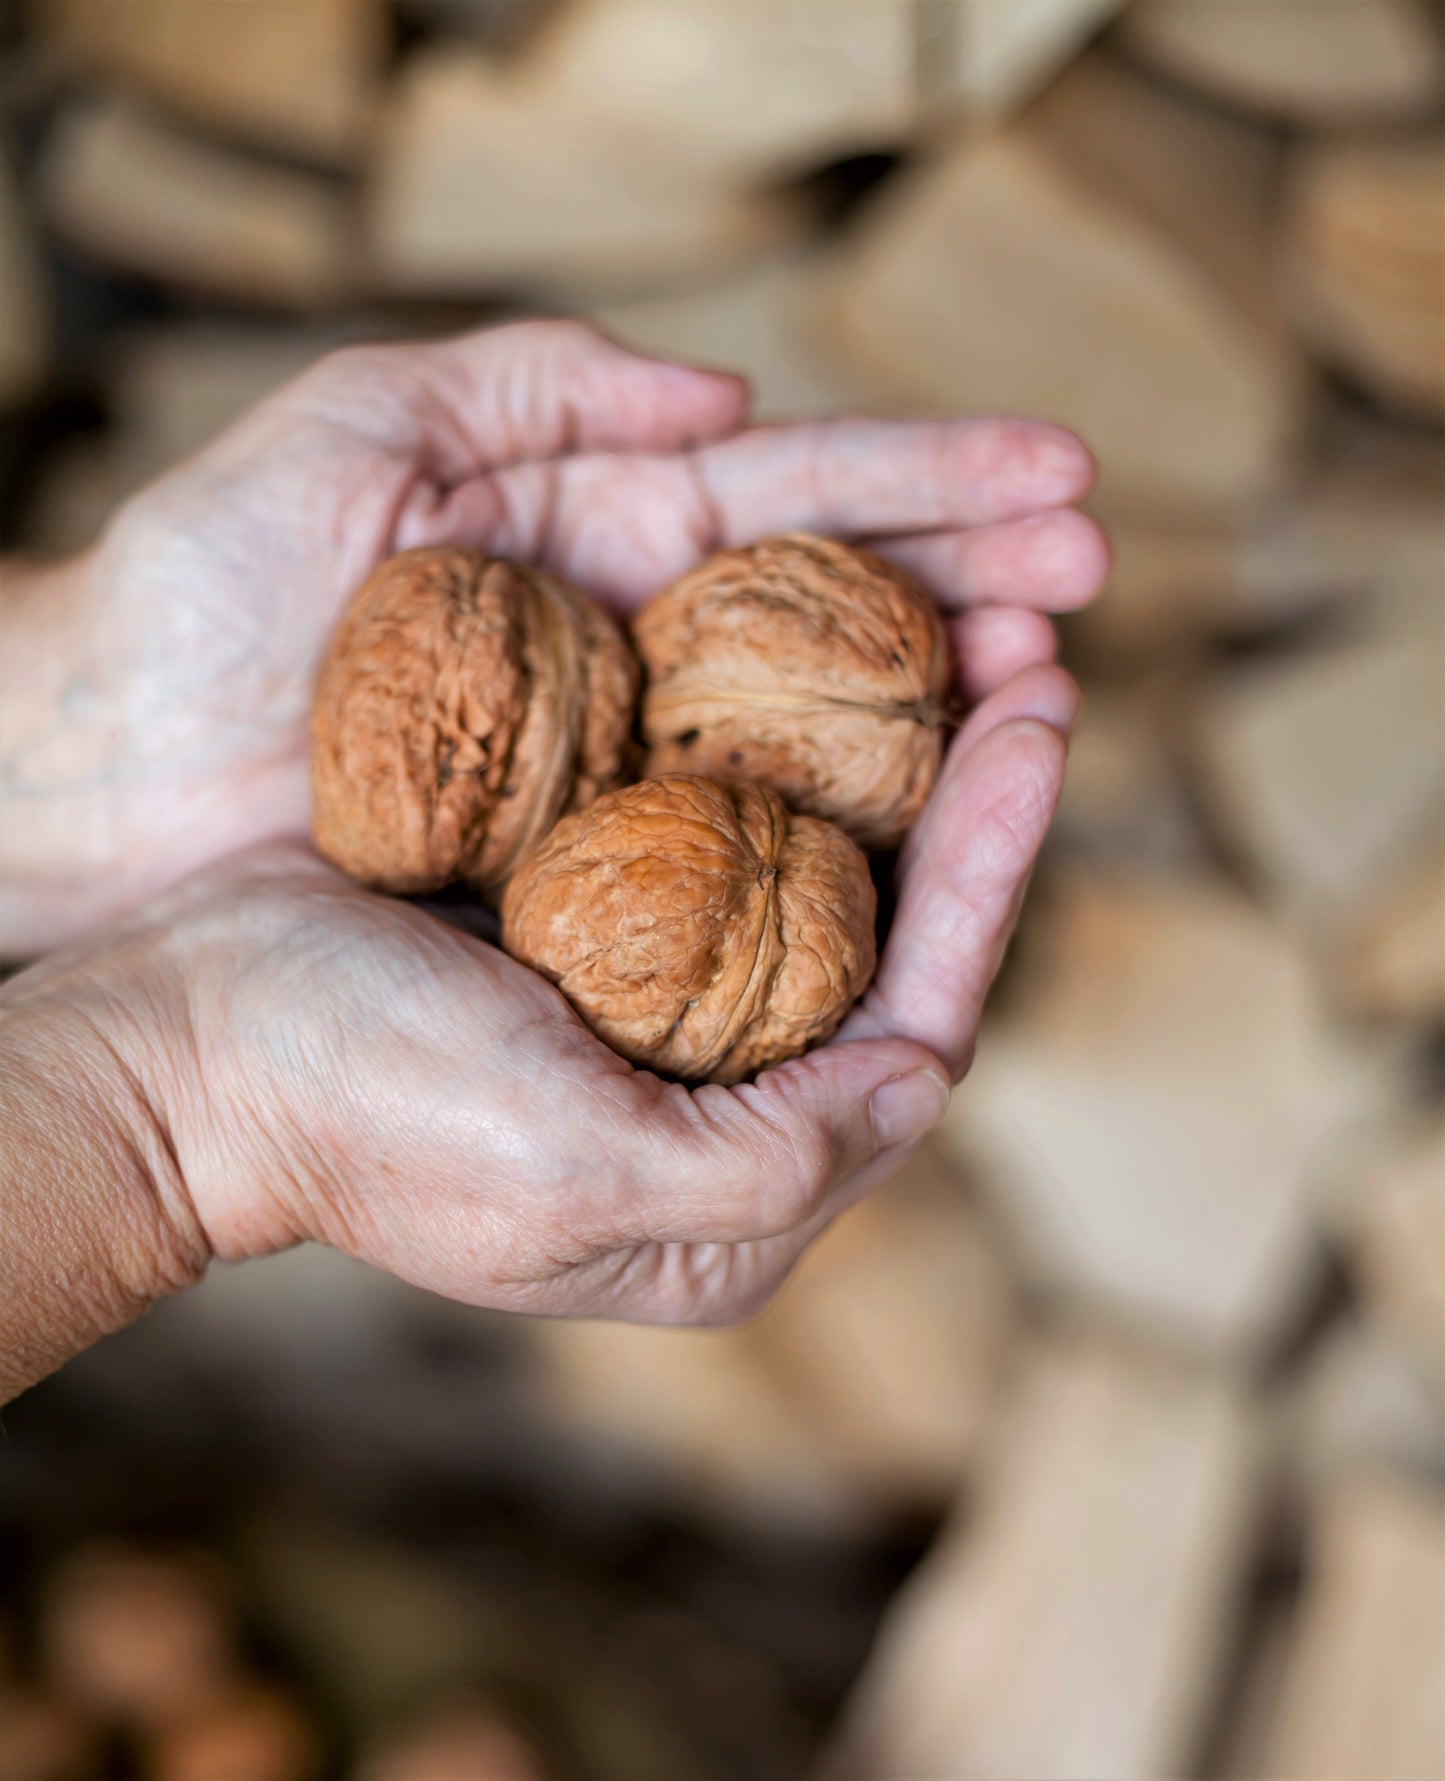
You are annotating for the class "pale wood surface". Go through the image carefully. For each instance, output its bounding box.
[818,59,1304,515]
[41,0,385,163]
[1265,1475,1445,1781]
[1335,846,1445,1025]
[1333,1118,1445,1381]
[1122,0,1443,125]
[1285,133,1445,419]
[592,252,866,423]
[831,1340,1261,1780]
[943,868,1396,1356]
[527,1147,1014,1524]
[525,0,916,184]
[366,48,795,298]
[930,0,1124,116]
[38,98,351,308]
[1193,619,1444,925]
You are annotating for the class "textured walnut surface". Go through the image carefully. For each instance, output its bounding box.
[501,774,877,1085]
[637,533,951,850]
[312,547,638,895]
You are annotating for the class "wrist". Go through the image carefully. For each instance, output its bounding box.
[0,945,211,1402]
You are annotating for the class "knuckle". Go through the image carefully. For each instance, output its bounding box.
[304,341,392,390]
[690,1266,783,1330]
[772,1122,838,1224]
[631,1240,784,1329]
[494,316,607,359]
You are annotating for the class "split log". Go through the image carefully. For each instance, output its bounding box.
[1330,1118,1445,1381]
[1191,618,1443,926]
[1051,683,1202,866]
[1079,443,1445,660]
[818,57,1305,516]
[527,1146,1012,1522]
[143,1687,322,1781]
[830,1340,1261,1781]
[0,1689,94,1781]
[39,99,352,308]
[1234,454,1445,629]
[923,0,1125,117]
[40,0,384,164]
[0,142,48,409]
[941,868,1395,1357]
[1121,0,1444,125]
[592,251,867,422]
[24,324,353,553]
[366,48,796,299]
[1207,1605,1299,1781]
[1283,133,1445,420]
[1070,521,1242,660]
[755,1144,1014,1509]
[1285,1317,1445,1504]
[524,1313,857,1530]
[40,1546,235,1726]
[1264,1475,1445,1780]
[1333,845,1445,1025]
[523,0,915,185]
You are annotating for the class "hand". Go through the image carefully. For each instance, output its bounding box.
[2,810,1050,1348]
[0,320,1105,953]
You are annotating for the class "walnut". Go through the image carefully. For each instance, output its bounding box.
[312,547,639,895]
[636,534,951,850]
[501,774,876,1085]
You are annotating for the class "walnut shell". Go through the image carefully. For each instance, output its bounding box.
[501,774,877,1085]
[312,547,639,895]
[636,533,951,850]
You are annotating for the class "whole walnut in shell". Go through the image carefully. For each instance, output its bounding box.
[501,774,876,1085]
[636,534,951,850]
[312,547,638,895]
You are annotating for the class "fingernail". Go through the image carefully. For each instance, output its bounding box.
[870,1071,951,1151]
[1011,675,1081,737]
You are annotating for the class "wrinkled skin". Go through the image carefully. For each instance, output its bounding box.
[503,774,877,1084]
[638,534,952,848]
[0,321,1108,1343]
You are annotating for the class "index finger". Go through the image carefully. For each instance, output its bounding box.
[692,416,1095,542]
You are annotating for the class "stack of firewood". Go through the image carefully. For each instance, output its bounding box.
[1,4,1440,1779]
[0,1543,555,1780]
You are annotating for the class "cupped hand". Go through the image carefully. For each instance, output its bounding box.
[24,774,1060,1325]
[2,318,1109,1332]
[10,320,1106,951]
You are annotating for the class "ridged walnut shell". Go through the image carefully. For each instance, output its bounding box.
[501,774,877,1085]
[311,547,639,895]
[636,534,951,850]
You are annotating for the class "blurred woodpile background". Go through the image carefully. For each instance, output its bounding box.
[0,2,1441,1778]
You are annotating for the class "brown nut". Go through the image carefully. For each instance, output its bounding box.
[636,534,951,850]
[0,1688,95,1781]
[501,774,876,1085]
[312,547,639,895]
[40,1547,234,1726]
[143,1687,322,1781]
[354,1705,549,1781]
